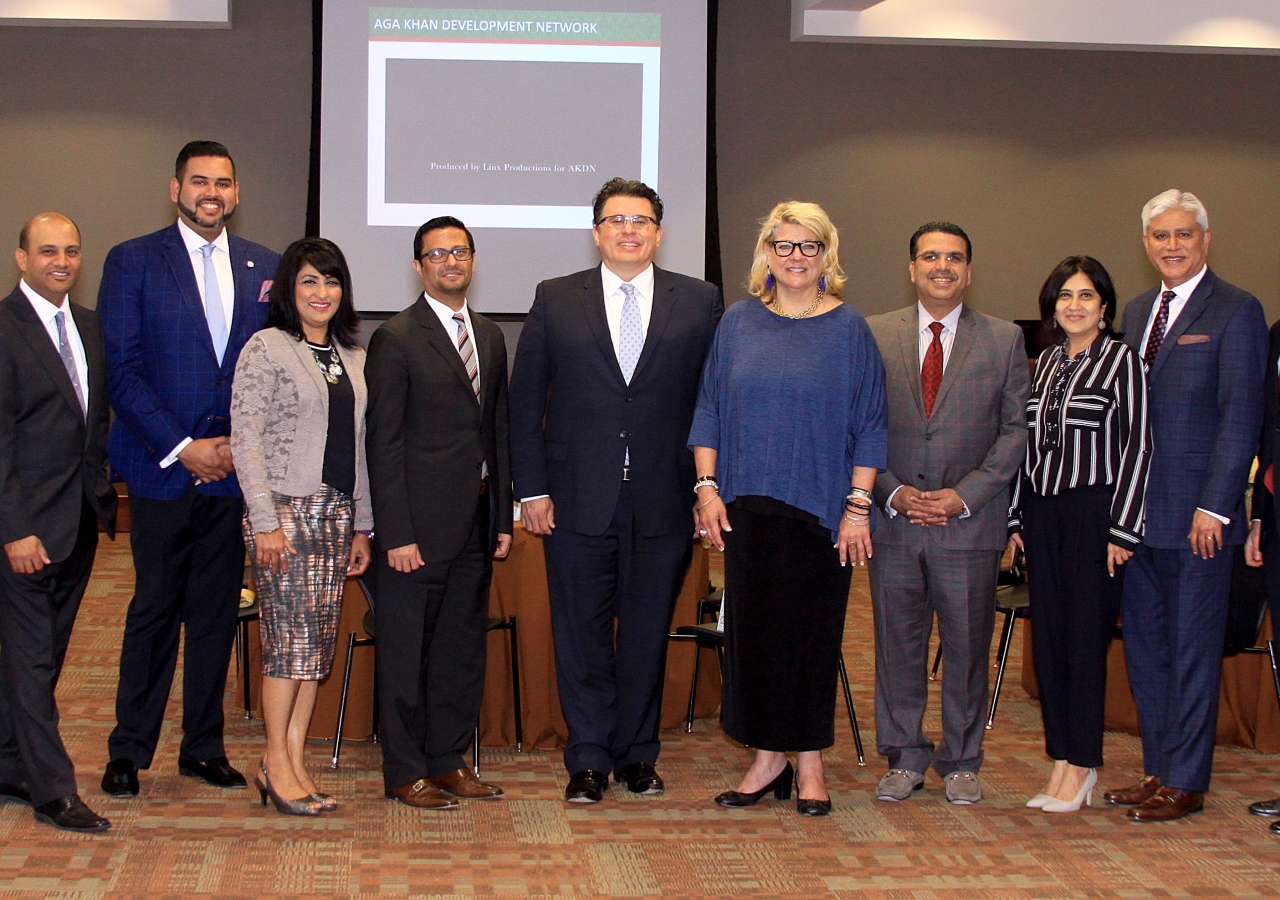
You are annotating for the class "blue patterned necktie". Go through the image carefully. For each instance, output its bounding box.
[54,311,87,419]
[200,243,229,365]
[618,282,643,383]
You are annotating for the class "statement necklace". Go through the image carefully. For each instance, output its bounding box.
[308,342,343,384]
[768,289,824,319]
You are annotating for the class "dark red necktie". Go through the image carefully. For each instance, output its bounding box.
[922,322,944,418]
[1143,290,1175,368]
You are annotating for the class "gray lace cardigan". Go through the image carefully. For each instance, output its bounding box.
[231,327,374,534]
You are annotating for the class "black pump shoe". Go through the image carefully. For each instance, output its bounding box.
[715,762,794,808]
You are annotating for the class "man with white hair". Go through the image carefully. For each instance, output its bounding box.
[1103,190,1267,822]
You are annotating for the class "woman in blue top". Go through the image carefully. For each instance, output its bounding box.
[690,201,888,816]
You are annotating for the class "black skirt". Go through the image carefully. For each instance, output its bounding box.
[721,496,853,752]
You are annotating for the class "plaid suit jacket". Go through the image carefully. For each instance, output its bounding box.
[98,222,277,500]
[867,304,1029,551]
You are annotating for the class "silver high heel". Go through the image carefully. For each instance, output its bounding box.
[1025,793,1054,808]
[256,762,321,817]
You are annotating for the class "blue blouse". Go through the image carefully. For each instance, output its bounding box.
[688,298,888,539]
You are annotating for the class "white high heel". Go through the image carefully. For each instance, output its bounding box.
[1025,793,1054,808]
[1042,768,1097,813]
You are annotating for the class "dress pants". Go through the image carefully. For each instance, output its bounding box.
[1262,510,1280,635]
[0,502,98,806]
[109,483,244,767]
[869,530,1001,777]
[1022,484,1122,768]
[1121,543,1232,793]
[543,481,692,775]
[376,490,490,790]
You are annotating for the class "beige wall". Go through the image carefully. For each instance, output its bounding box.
[0,0,311,308]
[718,1,1280,325]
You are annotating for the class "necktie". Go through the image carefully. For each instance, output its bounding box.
[1143,290,1176,368]
[453,313,480,398]
[54,310,87,418]
[921,321,944,418]
[200,243,229,365]
[618,283,643,384]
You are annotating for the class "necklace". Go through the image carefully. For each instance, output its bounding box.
[768,289,824,319]
[308,342,343,384]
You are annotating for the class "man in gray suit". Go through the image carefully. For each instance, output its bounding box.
[866,223,1029,805]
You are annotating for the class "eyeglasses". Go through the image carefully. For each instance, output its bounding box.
[914,251,968,264]
[421,246,474,263]
[769,240,823,258]
[595,214,658,230]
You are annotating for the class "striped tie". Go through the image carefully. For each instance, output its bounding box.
[453,312,480,398]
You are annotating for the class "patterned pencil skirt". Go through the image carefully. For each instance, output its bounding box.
[244,485,354,680]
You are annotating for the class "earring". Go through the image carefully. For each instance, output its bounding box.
[766,272,774,291]
[819,275,827,293]
[1098,319,1105,330]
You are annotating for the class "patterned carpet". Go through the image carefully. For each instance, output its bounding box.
[2,536,1279,899]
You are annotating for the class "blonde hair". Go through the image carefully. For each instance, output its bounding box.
[747,201,846,300]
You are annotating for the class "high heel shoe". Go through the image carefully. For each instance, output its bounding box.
[795,771,832,817]
[310,792,338,812]
[1025,793,1054,808]
[715,762,794,807]
[1042,768,1097,813]
[256,762,321,816]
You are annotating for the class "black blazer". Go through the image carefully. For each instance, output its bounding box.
[365,295,512,564]
[509,265,723,537]
[0,285,116,561]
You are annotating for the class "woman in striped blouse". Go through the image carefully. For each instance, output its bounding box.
[1009,256,1151,813]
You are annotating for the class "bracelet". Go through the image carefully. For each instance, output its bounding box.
[355,529,374,539]
[843,512,869,524]
[694,478,719,494]
[845,501,872,514]
[847,487,873,502]
[697,496,719,510]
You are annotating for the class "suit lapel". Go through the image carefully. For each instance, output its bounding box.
[416,297,479,404]
[69,302,104,443]
[630,266,674,385]
[473,313,493,408]
[931,305,976,416]
[1150,270,1215,383]
[581,268,627,387]
[287,331,333,402]
[163,224,219,365]
[1124,288,1157,355]
[10,291,86,426]
[226,237,254,373]
[896,308,926,420]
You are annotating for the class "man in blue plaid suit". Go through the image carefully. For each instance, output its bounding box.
[97,141,278,798]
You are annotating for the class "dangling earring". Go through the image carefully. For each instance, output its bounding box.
[766,272,774,291]
[818,275,827,294]
[1098,318,1106,330]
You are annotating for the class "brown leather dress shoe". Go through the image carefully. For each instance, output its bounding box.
[1104,774,1161,806]
[1125,786,1204,822]
[385,778,459,810]
[428,768,504,800]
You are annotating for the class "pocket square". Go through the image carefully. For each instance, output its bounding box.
[257,280,273,302]
[1176,334,1210,345]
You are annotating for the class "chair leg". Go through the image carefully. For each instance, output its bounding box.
[684,638,703,733]
[986,609,1018,729]
[1269,639,1280,712]
[240,618,253,719]
[930,643,942,681]
[508,617,523,752]
[330,632,358,769]
[837,655,865,766]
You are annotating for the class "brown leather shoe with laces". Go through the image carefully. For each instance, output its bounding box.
[1104,774,1160,806]
[385,778,459,810]
[428,768,504,800]
[1125,786,1204,822]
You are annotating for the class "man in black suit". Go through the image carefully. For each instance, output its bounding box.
[0,214,117,832]
[366,216,512,810]
[510,178,723,803]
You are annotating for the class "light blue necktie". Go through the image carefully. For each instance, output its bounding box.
[618,282,643,384]
[54,311,87,419]
[200,243,229,365]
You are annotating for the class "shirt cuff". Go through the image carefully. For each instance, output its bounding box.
[883,486,902,518]
[959,500,972,519]
[1197,507,1230,526]
[520,495,550,503]
[160,437,193,469]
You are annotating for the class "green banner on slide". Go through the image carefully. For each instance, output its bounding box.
[370,9,661,43]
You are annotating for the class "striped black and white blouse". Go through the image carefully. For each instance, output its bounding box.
[1009,333,1151,548]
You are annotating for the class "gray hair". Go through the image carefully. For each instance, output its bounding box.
[1141,189,1209,232]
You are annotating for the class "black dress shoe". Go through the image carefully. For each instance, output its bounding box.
[0,781,32,806]
[564,769,609,803]
[101,758,139,797]
[178,756,246,789]
[715,762,794,808]
[1271,820,1280,835]
[797,797,833,817]
[33,794,111,833]
[614,762,664,795]
[1249,797,1280,817]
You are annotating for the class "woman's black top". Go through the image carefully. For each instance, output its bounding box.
[308,341,356,498]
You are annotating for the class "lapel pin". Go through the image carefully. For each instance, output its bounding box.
[247,260,255,267]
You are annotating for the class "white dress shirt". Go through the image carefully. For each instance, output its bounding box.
[161,220,236,468]
[424,291,486,478]
[600,262,654,359]
[20,279,88,411]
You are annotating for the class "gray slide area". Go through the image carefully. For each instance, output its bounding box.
[385,59,643,206]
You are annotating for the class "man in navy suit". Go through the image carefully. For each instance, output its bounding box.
[97,141,278,797]
[1103,190,1267,821]
[510,178,722,803]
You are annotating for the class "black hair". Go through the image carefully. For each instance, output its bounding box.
[1037,255,1118,345]
[265,237,361,350]
[413,216,475,260]
[591,177,663,225]
[909,221,972,262]
[175,140,235,181]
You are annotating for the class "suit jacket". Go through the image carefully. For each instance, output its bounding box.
[365,295,512,565]
[0,286,116,562]
[509,265,724,538]
[1121,268,1267,549]
[97,222,278,500]
[867,304,1029,552]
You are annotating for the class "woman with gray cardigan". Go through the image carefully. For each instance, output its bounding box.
[231,238,372,816]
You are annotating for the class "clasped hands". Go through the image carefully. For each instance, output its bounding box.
[179,436,235,485]
[891,485,965,525]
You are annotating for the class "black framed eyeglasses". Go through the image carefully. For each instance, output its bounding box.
[421,246,474,263]
[595,214,659,230]
[770,240,823,258]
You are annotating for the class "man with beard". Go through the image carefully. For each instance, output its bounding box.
[97,141,278,798]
